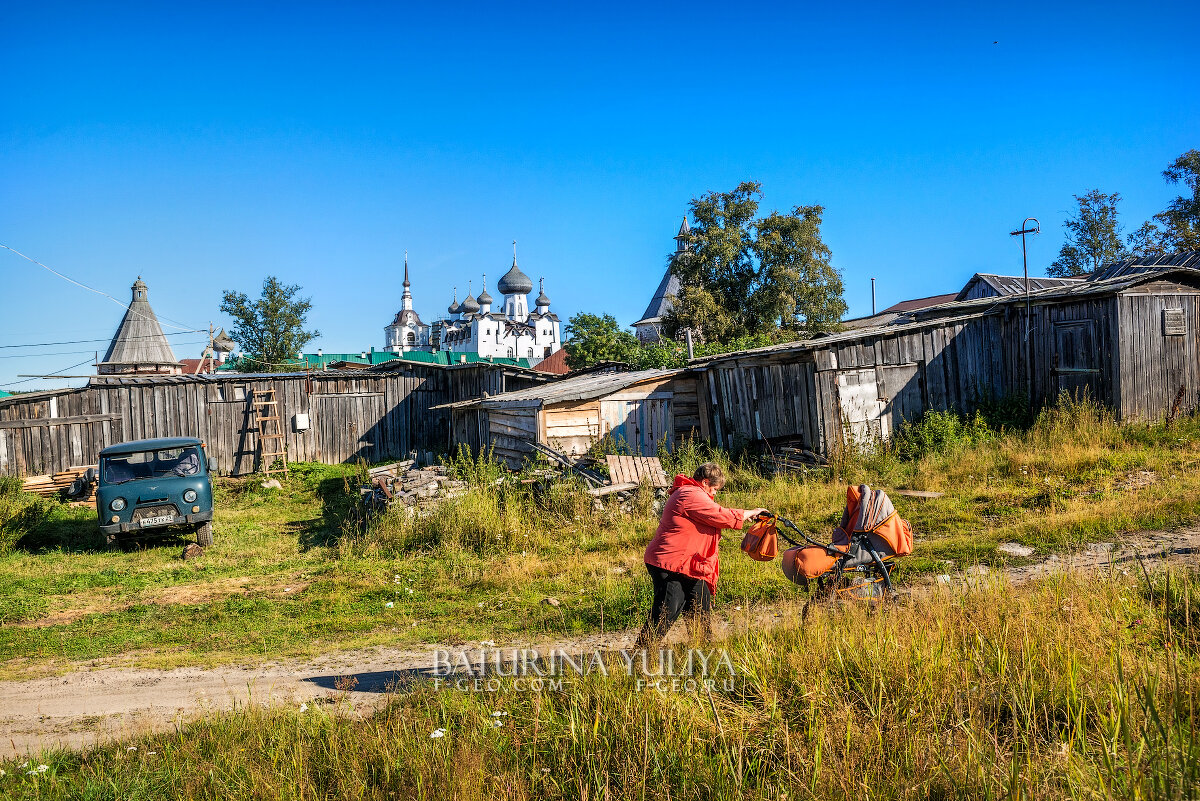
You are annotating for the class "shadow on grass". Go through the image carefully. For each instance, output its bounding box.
[15,514,108,553]
[297,475,360,551]
[16,516,201,554]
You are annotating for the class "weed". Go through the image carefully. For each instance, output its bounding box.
[3,572,1197,799]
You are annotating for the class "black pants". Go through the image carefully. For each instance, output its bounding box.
[635,564,713,647]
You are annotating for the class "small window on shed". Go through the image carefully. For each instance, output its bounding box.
[1163,308,1186,336]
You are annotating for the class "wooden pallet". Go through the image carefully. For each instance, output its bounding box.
[252,388,288,477]
[605,455,670,489]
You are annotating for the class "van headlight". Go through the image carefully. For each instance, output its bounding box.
[110,497,126,511]
[183,489,198,503]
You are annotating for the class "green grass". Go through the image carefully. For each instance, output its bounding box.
[2,569,1197,800]
[4,398,1200,678]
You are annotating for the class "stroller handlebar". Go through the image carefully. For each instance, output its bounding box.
[769,514,847,557]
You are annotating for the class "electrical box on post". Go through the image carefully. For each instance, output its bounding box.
[293,413,310,431]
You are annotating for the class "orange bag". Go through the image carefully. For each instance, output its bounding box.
[740,516,779,562]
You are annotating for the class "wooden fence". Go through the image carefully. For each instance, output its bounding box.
[0,363,547,477]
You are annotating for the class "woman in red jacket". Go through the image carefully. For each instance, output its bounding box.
[635,462,765,647]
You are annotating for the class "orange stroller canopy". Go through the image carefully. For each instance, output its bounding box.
[782,485,913,583]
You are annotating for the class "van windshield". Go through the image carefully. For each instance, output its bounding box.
[102,447,203,485]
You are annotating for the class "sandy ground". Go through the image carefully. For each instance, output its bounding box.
[3,525,1199,757]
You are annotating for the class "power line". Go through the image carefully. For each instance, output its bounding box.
[0,342,206,360]
[0,331,206,350]
[0,243,203,332]
[0,357,96,391]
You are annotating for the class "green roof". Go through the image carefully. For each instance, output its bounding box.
[0,390,11,398]
[390,351,533,368]
[220,351,534,371]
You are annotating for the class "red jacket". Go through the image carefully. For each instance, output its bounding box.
[644,475,745,595]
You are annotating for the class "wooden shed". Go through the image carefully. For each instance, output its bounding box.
[692,255,1200,454]
[439,368,706,466]
[0,362,549,477]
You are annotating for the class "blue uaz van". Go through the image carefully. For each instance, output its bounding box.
[97,437,214,547]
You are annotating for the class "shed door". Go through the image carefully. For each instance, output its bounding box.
[1052,320,1100,401]
[600,398,673,456]
[837,368,888,446]
[877,363,923,433]
[313,393,385,464]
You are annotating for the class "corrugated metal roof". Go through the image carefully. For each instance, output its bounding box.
[1091,250,1200,280]
[956,273,1083,301]
[434,368,685,410]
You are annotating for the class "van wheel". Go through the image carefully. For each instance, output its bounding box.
[196,522,214,547]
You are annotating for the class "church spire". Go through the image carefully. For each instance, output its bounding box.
[401,251,413,311]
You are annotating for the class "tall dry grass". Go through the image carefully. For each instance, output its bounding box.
[5,569,1197,799]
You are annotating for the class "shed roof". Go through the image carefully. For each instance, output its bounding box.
[99,278,180,368]
[955,274,1083,301]
[690,264,1200,367]
[434,368,685,410]
[1091,250,1200,281]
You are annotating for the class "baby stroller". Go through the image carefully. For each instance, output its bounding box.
[774,484,914,602]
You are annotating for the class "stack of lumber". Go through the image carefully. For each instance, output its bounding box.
[21,465,98,506]
[362,461,470,508]
[764,446,827,476]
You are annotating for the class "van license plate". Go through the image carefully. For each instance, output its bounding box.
[139,515,174,527]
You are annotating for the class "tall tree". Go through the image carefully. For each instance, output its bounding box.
[663,182,846,343]
[1153,149,1200,251]
[220,276,319,372]
[1127,220,1172,258]
[1048,190,1128,277]
[563,313,638,370]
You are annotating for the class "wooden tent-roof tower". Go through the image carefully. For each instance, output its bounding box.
[98,278,182,375]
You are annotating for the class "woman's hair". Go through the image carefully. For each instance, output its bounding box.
[693,462,726,488]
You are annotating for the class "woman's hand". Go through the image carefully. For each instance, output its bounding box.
[742,508,768,523]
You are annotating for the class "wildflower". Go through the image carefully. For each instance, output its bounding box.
[477,602,485,608]
[430,728,447,739]
[491,710,509,717]
[406,588,414,595]
[1,769,6,777]
[18,762,27,768]
[299,703,308,712]
[126,747,137,751]
[480,640,497,647]
[28,765,48,775]
[734,606,743,611]
[147,752,156,756]
[493,719,503,727]
[385,602,394,608]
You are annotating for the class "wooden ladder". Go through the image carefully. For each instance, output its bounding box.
[252,388,288,477]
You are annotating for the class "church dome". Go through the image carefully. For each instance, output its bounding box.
[535,277,550,307]
[497,261,533,295]
[477,286,494,305]
[447,291,459,314]
[459,293,480,314]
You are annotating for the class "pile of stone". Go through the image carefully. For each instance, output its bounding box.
[363,461,470,509]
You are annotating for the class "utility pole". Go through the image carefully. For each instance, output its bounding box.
[1009,218,1040,410]
[685,329,695,361]
[871,278,876,316]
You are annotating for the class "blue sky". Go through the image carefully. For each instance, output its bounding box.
[2,0,1197,390]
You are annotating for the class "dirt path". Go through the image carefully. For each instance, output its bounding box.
[3,526,1200,757]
